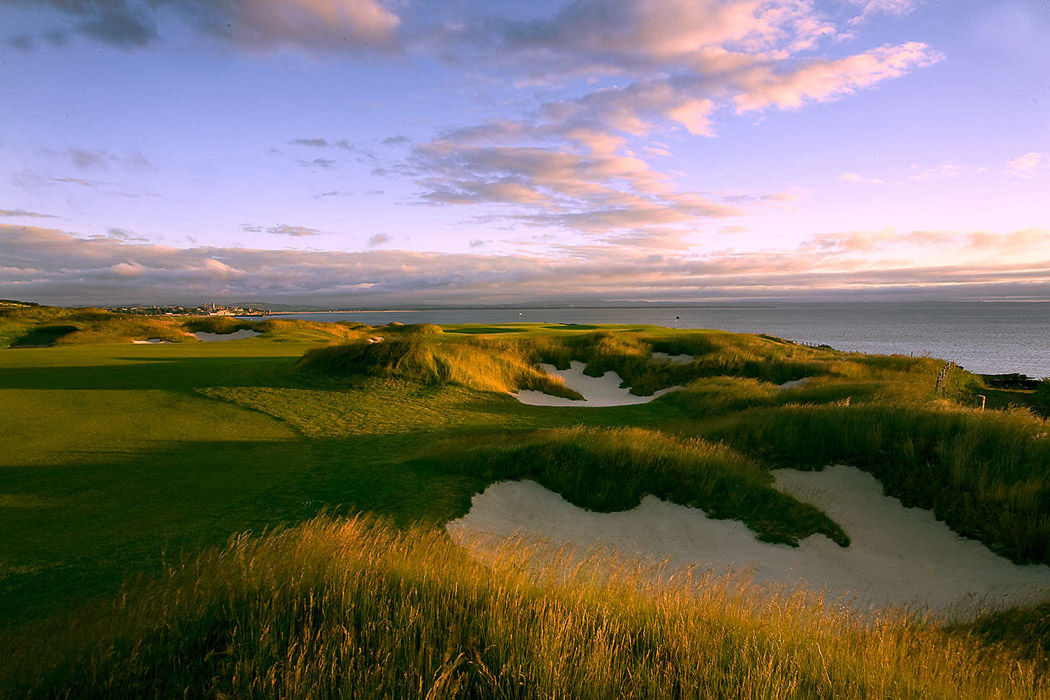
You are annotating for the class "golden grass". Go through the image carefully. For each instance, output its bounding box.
[297,336,582,398]
[3,515,1043,698]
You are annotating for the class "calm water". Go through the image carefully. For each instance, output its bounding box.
[256,302,1050,377]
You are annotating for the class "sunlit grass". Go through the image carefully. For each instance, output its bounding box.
[2,515,1043,699]
[700,402,1050,564]
[435,426,847,546]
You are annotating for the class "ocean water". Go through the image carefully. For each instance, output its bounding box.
[256,302,1050,377]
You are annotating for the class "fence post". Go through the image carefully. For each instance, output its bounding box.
[975,394,986,411]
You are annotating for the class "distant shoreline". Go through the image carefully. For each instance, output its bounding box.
[252,300,1050,316]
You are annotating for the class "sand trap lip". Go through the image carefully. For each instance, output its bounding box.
[513,361,681,407]
[651,352,693,365]
[447,465,1050,617]
[192,329,262,342]
[131,338,168,344]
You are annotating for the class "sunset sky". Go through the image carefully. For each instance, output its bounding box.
[1,0,1048,305]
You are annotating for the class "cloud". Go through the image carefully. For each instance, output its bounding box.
[312,190,352,200]
[79,5,158,47]
[409,137,743,240]
[299,157,338,170]
[1007,152,1043,177]
[290,138,329,147]
[909,161,965,182]
[101,227,148,242]
[367,233,390,246]
[67,148,109,170]
[0,208,58,219]
[455,0,836,76]
[51,176,106,187]
[382,4,941,246]
[847,0,923,24]
[7,224,1048,306]
[7,34,33,51]
[733,42,943,112]
[6,0,401,52]
[241,224,320,236]
[838,172,884,184]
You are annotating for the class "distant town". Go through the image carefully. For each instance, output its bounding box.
[102,302,271,317]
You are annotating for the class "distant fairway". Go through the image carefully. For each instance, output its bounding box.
[3,307,1050,697]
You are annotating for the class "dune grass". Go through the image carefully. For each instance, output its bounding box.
[0,305,196,346]
[435,426,847,546]
[0,304,371,348]
[699,402,1050,564]
[1,516,1043,699]
[297,335,583,398]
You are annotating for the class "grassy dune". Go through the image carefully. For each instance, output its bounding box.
[701,403,1050,564]
[2,516,1043,699]
[435,426,848,546]
[2,309,1050,696]
[298,334,582,398]
[0,304,370,348]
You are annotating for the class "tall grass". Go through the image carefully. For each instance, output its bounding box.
[522,331,839,396]
[2,515,1043,699]
[296,329,872,400]
[437,426,847,546]
[297,336,582,398]
[700,403,1050,564]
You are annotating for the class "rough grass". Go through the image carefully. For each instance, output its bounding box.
[296,329,860,400]
[297,336,582,398]
[436,426,847,546]
[0,306,196,346]
[2,516,1044,699]
[699,403,1050,564]
[0,305,373,348]
[951,601,1050,671]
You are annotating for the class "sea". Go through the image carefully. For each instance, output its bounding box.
[253,302,1050,378]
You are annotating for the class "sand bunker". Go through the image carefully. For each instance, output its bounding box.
[513,361,680,407]
[131,338,168,344]
[192,329,262,342]
[778,377,809,389]
[447,465,1050,617]
[652,352,693,365]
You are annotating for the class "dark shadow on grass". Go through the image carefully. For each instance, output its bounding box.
[0,356,348,392]
[8,325,78,348]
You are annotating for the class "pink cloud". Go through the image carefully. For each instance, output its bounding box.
[734,42,943,112]
[1007,152,1044,177]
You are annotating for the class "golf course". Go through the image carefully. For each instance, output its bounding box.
[2,301,1050,698]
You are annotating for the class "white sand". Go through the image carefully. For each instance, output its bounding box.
[652,352,693,365]
[131,338,168,344]
[192,329,262,342]
[778,377,809,389]
[513,361,681,407]
[447,465,1050,617]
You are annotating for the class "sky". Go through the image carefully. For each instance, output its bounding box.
[1,0,1049,306]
